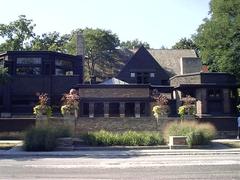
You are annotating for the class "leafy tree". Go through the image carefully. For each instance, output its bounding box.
[0,15,35,52]
[172,38,198,51]
[120,39,150,49]
[65,28,120,80]
[193,0,240,80]
[0,67,10,85]
[31,31,70,52]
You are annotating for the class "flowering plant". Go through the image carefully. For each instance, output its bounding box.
[178,95,196,121]
[61,89,80,116]
[33,93,52,117]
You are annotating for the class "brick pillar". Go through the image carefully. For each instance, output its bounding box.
[223,89,230,114]
[104,102,109,118]
[196,88,207,116]
[120,102,125,118]
[89,102,94,118]
[135,102,140,118]
[175,90,182,111]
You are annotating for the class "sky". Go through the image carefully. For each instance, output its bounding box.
[0,0,211,49]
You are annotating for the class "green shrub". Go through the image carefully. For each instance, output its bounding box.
[163,121,216,147]
[24,125,71,151]
[81,130,164,146]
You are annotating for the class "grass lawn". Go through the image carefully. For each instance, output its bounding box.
[219,141,240,148]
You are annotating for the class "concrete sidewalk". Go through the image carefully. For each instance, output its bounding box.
[0,139,240,157]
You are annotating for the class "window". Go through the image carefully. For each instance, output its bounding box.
[125,103,135,117]
[16,67,41,75]
[109,103,120,117]
[55,59,73,75]
[208,89,221,98]
[136,72,150,84]
[82,103,89,116]
[16,57,42,75]
[17,58,41,65]
[130,72,135,77]
[94,103,104,117]
[150,73,155,78]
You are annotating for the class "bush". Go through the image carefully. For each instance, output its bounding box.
[81,130,164,146]
[163,121,216,147]
[24,125,71,151]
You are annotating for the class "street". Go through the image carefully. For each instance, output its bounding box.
[0,152,240,179]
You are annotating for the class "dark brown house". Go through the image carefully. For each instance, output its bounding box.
[77,46,239,131]
[0,51,83,115]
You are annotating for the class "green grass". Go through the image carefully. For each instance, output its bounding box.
[81,130,164,146]
[163,121,216,147]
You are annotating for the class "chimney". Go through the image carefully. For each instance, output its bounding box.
[76,32,84,57]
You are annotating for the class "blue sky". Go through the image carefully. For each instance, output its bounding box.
[1,0,210,48]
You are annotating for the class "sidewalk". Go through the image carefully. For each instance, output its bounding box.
[0,139,240,157]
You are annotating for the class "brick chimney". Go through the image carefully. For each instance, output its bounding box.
[76,32,84,57]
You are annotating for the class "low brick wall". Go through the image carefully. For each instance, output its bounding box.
[74,117,179,132]
[0,118,35,132]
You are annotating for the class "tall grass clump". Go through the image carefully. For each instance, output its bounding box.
[24,124,72,151]
[163,121,216,147]
[81,130,164,146]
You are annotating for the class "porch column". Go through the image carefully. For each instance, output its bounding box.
[104,102,109,118]
[135,102,140,118]
[196,88,207,115]
[223,89,231,114]
[120,102,125,118]
[89,102,94,118]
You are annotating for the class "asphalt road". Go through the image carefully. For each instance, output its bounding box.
[0,153,240,179]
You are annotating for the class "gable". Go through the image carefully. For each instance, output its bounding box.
[117,46,169,85]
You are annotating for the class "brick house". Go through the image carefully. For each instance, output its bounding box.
[0,45,239,131]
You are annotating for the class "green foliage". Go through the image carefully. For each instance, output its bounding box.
[81,130,164,146]
[64,28,120,79]
[194,0,240,80]
[120,39,150,49]
[0,67,10,84]
[24,125,71,151]
[31,31,70,52]
[33,93,52,118]
[178,105,196,117]
[0,15,35,52]
[163,121,216,147]
[172,37,198,52]
[61,89,79,116]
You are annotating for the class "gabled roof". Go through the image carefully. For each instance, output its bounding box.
[147,49,198,76]
[100,77,128,85]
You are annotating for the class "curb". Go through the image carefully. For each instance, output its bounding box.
[1,147,240,157]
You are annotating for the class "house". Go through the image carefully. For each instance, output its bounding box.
[0,44,238,132]
[0,51,83,115]
[77,46,239,131]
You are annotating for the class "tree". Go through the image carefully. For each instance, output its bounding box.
[31,31,70,52]
[172,38,198,51]
[0,15,35,52]
[120,39,150,49]
[65,28,120,80]
[193,0,240,80]
[0,67,10,85]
